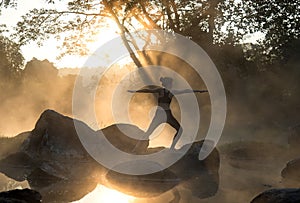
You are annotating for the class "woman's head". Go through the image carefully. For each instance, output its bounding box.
[160,77,173,88]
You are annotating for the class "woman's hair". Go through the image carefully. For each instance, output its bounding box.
[160,77,173,84]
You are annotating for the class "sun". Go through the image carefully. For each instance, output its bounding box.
[54,21,120,68]
[73,185,135,203]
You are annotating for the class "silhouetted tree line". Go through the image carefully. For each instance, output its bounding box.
[0,46,76,135]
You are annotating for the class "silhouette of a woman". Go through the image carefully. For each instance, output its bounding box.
[128,77,207,149]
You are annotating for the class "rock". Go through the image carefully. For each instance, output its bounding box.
[281,158,300,187]
[0,152,36,182]
[251,188,300,203]
[23,109,91,159]
[105,140,220,198]
[23,110,149,160]
[100,123,149,154]
[169,140,220,198]
[0,109,220,202]
[0,110,150,202]
[0,110,103,202]
[0,188,41,203]
[0,132,30,160]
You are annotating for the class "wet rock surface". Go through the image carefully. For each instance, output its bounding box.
[251,188,300,203]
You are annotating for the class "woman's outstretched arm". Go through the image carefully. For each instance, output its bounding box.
[128,88,160,93]
[193,90,208,93]
[173,89,208,95]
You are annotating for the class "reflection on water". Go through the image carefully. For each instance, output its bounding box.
[73,185,135,203]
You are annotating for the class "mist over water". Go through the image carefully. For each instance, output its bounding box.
[0,59,74,136]
[0,50,299,202]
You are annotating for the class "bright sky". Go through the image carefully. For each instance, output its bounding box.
[0,0,119,68]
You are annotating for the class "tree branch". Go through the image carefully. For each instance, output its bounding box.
[163,0,179,32]
[170,0,180,30]
[138,0,161,30]
[54,10,109,17]
[102,0,143,68]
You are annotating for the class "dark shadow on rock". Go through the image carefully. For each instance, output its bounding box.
[251,188,300,203]
[0,109,220,202]
[0,188,41,203]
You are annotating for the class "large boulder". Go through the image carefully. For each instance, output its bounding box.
[22,109,91,159]
[0,109,220,202]
[22,109,149,159]
[0,110,150,202]
[0,110,102,202]
[251,188,300,203]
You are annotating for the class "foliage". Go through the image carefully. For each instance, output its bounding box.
[225,0,300,63]
[7,0,240,57]
[0,0,17,12]
[1,0,300,65]
[0,35,24,79]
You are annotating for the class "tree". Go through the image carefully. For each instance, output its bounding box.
[2,0,299,66]
[4,0,238,66]
[223,0,300,63]
[0,0,17,13]
[0,35,24,80]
